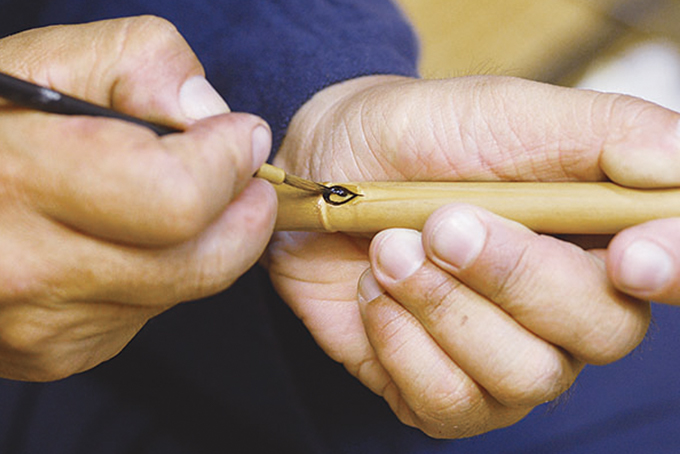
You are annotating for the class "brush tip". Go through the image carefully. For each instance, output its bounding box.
[284,174,328,194]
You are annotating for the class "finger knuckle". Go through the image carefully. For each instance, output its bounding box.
[16,360,77,383]
[120,15,182,48]
[0,308,122,382]
[578,299,651,365]
[411,269,466,323]
[488,235,560,312]
[1,321,46,356]
[348,356,392,395]
[0,362,69,382]
[369,303,414,352]
[173,243,258,302]
[591,92,654,135]
[410,387,485,439]
[0,320,74,382]
[109,16,190,74]
[492,351,573,407]
[176,261,236,302]
[0,260,51,303]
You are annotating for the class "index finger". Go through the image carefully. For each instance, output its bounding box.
[345,76,680,186]
[421,203,651,365]
[3,111,270,246]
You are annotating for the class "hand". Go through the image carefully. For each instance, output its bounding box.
[0,16,277,381]
[266,75,678,437]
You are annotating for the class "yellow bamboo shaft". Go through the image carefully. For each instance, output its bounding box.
[254,163,287,185]
[274,181,680,234]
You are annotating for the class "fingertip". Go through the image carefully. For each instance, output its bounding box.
[608,229,676,300]
[423,204,487,272]
[358,269,387,307]
[601,148,680,188]
[370,229,425,283]
[600,110,680,188]
[617,241,673,291]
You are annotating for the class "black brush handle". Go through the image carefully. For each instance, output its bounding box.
[0,71,180,136]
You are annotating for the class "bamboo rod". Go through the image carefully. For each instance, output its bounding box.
[274,181,680,234]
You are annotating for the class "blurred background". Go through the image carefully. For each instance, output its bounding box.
[396,0,680,111]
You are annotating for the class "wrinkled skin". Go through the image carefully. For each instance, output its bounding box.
[266,74,680,438]
[0,17,277,381]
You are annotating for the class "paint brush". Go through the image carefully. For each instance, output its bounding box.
[0,70,329,195]
[253,163,330,194]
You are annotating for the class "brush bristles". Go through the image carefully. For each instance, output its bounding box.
[284,174,328,194]
[255,163,327,194]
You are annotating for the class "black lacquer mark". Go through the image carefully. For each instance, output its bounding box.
[322,185,362,206]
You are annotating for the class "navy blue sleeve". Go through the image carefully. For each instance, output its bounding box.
[0,0,420,150]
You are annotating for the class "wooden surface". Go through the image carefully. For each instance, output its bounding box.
[394,0,680,83]
[274,182,680,234]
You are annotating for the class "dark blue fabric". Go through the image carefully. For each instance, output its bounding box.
[1,1,680,453]
[0,0,419,150]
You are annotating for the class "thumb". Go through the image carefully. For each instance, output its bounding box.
[0,16,228,127]
[342,76,680,185]
[437,77,680,185]
[598,100,680,188]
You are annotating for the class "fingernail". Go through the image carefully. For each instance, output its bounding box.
[179,75,230,121]
[618,240,673,292]
[375,229,425,281]
[251,125,272,173]
[358,269,386,304]
[429,209,486,270]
